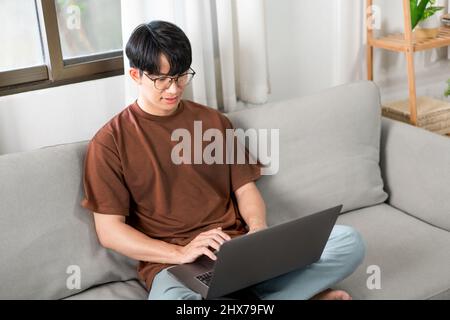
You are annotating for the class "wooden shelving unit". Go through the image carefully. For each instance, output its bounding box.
[367,0,450,128]
[370,27,450,52]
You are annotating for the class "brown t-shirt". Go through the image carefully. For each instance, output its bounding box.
[81,100,261,289]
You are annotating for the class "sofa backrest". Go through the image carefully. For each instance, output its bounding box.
[227,81,388,226]
[0,142,138,299]
[0,81,388,299]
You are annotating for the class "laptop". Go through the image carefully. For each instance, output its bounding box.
[168,204,342,299]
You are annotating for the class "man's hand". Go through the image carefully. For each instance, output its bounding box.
[176,227,231,264]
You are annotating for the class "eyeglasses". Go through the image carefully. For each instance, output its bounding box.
[143,68,196,91]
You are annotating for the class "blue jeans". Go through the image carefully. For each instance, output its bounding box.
[148,225,365,300]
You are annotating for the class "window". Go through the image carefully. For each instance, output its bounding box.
[54,0,123,62]
[0,0,44,72]
[0,0,124,96]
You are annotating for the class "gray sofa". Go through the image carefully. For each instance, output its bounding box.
[1,81,449,300]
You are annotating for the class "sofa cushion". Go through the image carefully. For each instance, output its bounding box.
[227,81,388,225]
[336,204,450,299]
[0,142,139,299]
[64,279,148,300]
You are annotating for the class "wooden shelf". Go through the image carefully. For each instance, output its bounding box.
[383,96,450,136]
[369,27,450,52]
[366,0,449,126]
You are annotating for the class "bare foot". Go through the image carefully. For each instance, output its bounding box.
[311,289,352,300]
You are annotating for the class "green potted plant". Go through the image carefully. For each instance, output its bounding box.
[411,0,444,39]
[444,79,450,98]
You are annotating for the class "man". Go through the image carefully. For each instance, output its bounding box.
[82,20,365,300]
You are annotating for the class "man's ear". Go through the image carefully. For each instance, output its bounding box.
[129,68,142,84]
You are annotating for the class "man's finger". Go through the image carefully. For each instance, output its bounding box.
[200,228,231,241]
[201,247,217,261]
[194,237,222,250]
[207,228,231,241]
[203,238,220,251]
[196,232,223,244]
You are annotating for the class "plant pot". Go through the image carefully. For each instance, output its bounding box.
[415,14,441,39]
[414,28,439,39]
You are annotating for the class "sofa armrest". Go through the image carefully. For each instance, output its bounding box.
[380,117,450,231]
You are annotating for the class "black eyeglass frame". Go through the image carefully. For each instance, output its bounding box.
[143,68,196,90]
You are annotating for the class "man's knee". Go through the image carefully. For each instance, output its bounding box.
[332,225,366,268]
[148,269,202,300]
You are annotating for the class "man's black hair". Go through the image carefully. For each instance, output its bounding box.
[125,20,192,76]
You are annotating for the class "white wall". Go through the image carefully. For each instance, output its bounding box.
[265,0,450,103]
[0,76,125,155]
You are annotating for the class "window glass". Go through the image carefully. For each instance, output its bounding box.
[54,0,123,60]
[0,0,44,72]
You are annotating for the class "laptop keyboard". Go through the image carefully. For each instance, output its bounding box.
[196,271,213,286]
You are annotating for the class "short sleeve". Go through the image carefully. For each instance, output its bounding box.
[81,137,130,216]
[224,117,262,193]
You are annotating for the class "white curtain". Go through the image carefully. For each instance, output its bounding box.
[120,0,270,112]
[332,0,365,86]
